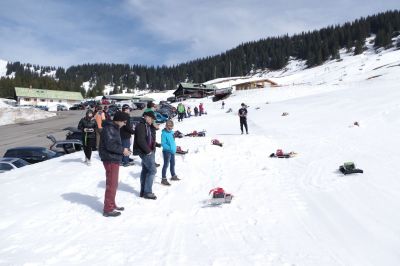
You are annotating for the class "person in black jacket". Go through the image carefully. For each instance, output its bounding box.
[120,104,134,167]
[238,103,248,134]
[78,109,97,165]
[132,111,157,200]
[99,111,131,217]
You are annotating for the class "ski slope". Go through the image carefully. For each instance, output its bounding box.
[1,48,400,265]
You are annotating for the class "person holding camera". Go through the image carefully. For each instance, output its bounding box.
[99,111,131,217]
[78,109,97,165]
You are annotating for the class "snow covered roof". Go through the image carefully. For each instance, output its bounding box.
[15,87,83,101]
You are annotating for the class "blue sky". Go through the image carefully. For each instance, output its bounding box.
[0,0,398,68]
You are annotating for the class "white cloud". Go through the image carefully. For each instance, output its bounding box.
[0,0,399,67]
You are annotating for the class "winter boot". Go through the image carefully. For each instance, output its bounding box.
[143,193,157,200]
[161,178,171,186]
[171,175,180,181]
[103,210,121,217]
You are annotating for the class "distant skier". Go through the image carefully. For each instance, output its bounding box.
[238,103,248,134]
[221,101,225,109]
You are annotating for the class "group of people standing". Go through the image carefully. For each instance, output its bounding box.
[78,102,180,217]
[177,102,205,122]
[77,100,248,217]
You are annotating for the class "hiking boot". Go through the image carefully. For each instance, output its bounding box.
[170,175,180,181]
[144,193,157,200]
[241,132,243,135]
[161,178,171,186]
[103,210,121,217]
[139,191,144,197]
[155,163,161,167]
[114,206,124,211]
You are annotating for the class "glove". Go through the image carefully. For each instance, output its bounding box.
[155,142,161,148]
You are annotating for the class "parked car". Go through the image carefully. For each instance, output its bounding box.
[83,100,98,108]
[0,158,30,173]
[47,135,83,154]
[35,105,49,111]
[57,104,68,111]
[167,96,177,103]
[154,111,169,124]
[64,127,83,141]
[107,104,120,118]
[69,104,85,110]
[3,147,61,164]
[134,102,146,110]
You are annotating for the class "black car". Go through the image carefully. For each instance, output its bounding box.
[167,96,177,103]
[4,147,61,164]
[134,102,146,110]
[64,127,84,141]
[69,104,85,110]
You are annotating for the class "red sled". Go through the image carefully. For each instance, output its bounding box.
[176,146,188,154]
[211,139,223,147]
[208,187,233,205]
[269,149,297,158]
[185,130,206,137]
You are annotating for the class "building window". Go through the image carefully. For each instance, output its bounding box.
[50,99,53,102]
[24,98,31,101]
[33,98,37,101]
[59,100,62,103]
[40,99,46,102]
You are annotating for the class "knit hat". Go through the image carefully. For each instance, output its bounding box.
[113,111,129,122]
[122,104,130,110]
[143,111,156,120]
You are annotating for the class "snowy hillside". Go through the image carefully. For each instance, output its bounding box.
[0,59,8,77]
[1,48,400,265]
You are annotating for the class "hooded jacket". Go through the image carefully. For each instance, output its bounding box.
[161,128,176,154]
[99,120,124,162]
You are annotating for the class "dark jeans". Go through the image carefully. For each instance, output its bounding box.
[162,151,176,178]
[121,138,131,164]
[240,118,248,133]
[83,137,96,160]
[178,112,185,121]
[103,162,120,212]
[139,152,157,195]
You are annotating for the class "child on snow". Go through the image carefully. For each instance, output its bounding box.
[161,120,180,185]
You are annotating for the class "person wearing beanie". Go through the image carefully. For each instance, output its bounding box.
[99,111,131,217]
[78,109,97,165]
[132,111,158,199]
[120,104,135,167]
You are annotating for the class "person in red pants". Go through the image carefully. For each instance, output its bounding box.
[99,111,131,217]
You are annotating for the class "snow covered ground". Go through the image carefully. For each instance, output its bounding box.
[0,99,56,126]
[1,47,400,265]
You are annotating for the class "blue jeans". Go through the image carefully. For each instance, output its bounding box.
[139,152,157,195]
[121,138,131,164]
[162,151,176,178]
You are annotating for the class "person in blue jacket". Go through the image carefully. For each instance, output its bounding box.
[161,120,180,186]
